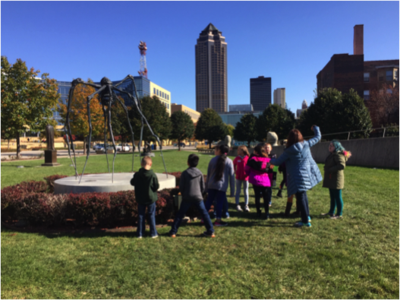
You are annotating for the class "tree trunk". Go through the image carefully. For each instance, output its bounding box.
[7,139,10,150]
[16,132,21,159]
[209,141,212,149]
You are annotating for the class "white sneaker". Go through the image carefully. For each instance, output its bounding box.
[236,205,243,212]
[245,206,250,212]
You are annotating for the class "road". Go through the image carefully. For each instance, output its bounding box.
[1,145,198,158]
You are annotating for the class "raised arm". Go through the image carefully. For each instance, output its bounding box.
[306,125,321,148]
[270,151,289,166]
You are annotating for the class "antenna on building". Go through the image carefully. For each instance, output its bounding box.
[138,41,148,78]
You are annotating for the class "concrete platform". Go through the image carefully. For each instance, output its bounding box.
[54,173,176,194]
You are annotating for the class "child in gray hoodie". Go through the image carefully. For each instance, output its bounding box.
[169,154,215,238]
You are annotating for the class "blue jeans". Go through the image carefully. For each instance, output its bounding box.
[170,201,214,235]
[235,179,249,206]
[137,202,158,237]
[205,189,226,219]
[295,191,310,223]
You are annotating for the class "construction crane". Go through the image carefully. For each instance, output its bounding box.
[138,41,148,78]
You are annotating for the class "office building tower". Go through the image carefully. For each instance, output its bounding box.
[250,76,271,111]
[273,88,286,109]
[195,23,228,113]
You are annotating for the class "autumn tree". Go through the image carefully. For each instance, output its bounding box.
[234,113,257,146]
[195,108,227,148]
[1,56,60,158]
[225,124,235,138]
[170,111,195,151]
[368,83,399,127]
[129,95,172,147]
[58,79,104,154]
[110,97,132,143]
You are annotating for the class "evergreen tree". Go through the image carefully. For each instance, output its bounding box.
[129,95,172,147]
[298,88,372,138]
[233,114,257,146]
[170,111,195,151]
[195,108,227,148]
[255,104,296,141]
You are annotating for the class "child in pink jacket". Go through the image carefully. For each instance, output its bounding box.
[245,144,272,219]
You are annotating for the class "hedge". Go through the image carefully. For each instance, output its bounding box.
[1,173,208,228]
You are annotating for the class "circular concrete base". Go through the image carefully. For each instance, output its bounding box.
[54,173,176,194]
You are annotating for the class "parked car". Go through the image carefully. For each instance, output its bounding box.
[93,143,105,151]
[116,144,130,152]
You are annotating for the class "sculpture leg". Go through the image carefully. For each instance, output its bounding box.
[102,106,110,173]
[79,96,92,183]
[106,102,117,183]
[65,86,79,179]
[113,92,135,172]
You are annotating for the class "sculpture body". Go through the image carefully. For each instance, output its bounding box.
[267,131,279,146]
[42,124,59,166]
[46,125,55,151]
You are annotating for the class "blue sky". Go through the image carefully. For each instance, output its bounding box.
[2,1,399,113]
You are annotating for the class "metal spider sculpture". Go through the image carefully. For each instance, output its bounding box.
[64,75,168,183]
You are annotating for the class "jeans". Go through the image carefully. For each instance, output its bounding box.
[170,201,214,235]
[137,202,158,237]
[205,189,226,220]
[252,185,271,216]
[329,189,343,216]
[295,191,310,224]
[235,179,249,206]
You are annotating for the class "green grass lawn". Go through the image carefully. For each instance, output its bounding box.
[1,150,399,299]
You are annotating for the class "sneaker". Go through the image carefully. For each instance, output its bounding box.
[151,235,159,238]
[269,202,272,207]
[169,231,176,238]
[264,214,270,220]
[214,220,228,227]
[236,205,243,212]
[321,212,334,217]
[202,231,216,238]
[330,215,343,220]
[308,216,312,222]
[245,205,250,212]
[137,236,142,239]
[294,221,311,227]
[277,190,283,198]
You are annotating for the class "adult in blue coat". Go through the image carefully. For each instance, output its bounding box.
[270,125,322,227]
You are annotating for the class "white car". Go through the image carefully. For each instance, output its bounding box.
[116,144,131,152]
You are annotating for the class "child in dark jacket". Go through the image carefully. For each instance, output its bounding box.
[245,144,272,219]
[130,156,160,238]
[169,154,215,238]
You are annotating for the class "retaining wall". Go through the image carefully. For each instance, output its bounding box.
[227,137,399,169]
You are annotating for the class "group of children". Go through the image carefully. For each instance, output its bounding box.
[131,124,351,238]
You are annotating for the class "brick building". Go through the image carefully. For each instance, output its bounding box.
[317,25,399,126]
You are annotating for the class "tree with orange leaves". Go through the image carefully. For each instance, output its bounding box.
[58,79,104,155]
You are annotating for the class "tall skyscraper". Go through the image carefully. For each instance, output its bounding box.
[273,88,286,109]
[250,76,271,111]
[195,23,228,113]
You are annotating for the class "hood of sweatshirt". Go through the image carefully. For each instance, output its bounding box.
[137,168,154,179]
[186,167,203,179]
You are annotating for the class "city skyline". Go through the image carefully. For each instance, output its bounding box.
[1,2,399,113]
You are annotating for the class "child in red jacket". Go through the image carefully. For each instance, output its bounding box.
[233,145,250,212]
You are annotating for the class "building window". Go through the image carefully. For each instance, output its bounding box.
[386,70,393,81]
[364,73,370,82]
[363,90,370,100]
[395,69,399,80]
[153,88,156,94]
[379,72,384,81]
